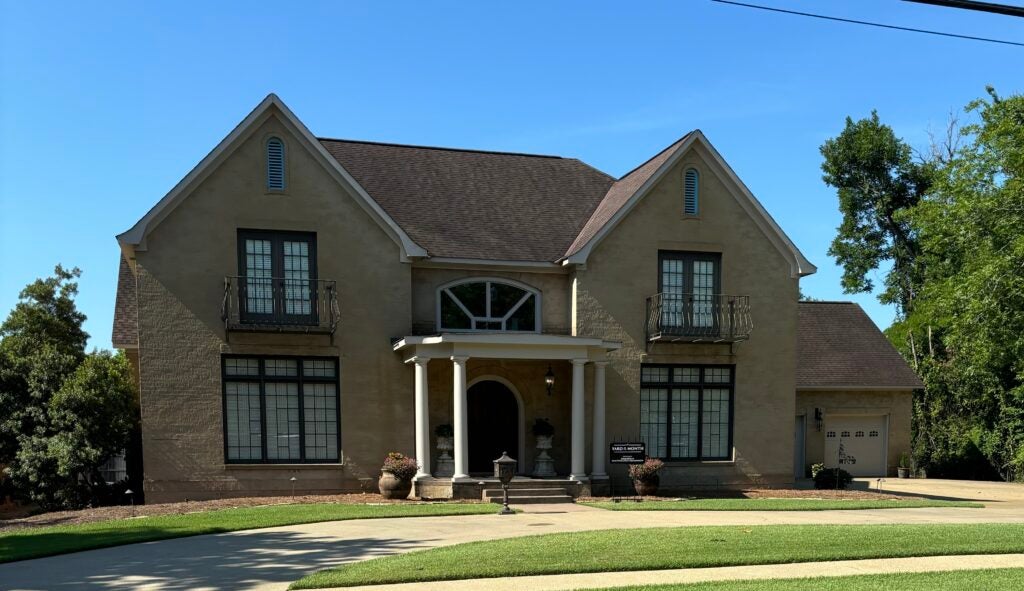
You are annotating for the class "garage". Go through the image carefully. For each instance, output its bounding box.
[824,415,888,476]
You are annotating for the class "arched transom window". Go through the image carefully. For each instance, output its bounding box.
[438,279,540,332]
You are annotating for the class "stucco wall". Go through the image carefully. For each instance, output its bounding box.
[135,111,413,502]
[796,389,913,477]
[573,144,800,488]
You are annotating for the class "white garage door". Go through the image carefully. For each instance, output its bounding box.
[824,415,887,476]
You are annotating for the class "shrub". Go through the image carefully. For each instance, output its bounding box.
[628,458,664,482]
[434,424,453,438]
[531,418,555,437]
[813,466,853,489]
[381,452,418,481]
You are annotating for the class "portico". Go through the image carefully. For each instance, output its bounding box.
[393,333,620,497]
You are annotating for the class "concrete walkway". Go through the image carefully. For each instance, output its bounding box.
[329,553,1024,591]
[2,496,1023,591]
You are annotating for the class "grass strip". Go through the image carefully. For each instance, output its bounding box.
[290,523,1024,589]
[579,568,1024,590]
[0,502,498,563]
[580,498,982,511]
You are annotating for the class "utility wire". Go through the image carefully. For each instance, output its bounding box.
[711,0,1024,47]
[904,0,1024,18]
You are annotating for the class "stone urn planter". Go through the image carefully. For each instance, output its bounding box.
[629,458,665,497]
[435,424,455,478]
[379,471,413,499]
[633,476,660,496]
[897,453,911,479]
[378,452,418,500]
[531,419,556,478]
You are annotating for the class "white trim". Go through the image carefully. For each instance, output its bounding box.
[467,375,528,474]
[562,131,816,278]
[116,94,427,261]
[415,257,567,273]
[435,277,542,333]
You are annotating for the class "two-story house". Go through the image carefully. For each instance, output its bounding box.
[112,95,921,503]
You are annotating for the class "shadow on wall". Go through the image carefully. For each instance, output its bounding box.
[0,530,429,590]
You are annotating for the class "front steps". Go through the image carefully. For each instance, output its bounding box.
[483,479,577,504]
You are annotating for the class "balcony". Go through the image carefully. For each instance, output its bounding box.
[645,293,752,344]
[222,276,339,339]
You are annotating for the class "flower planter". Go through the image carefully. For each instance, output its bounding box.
[379,471,412,499]
[435,435,454,477]
[633,475,659,496]
[897,467,910,479]
[532,434,556,478]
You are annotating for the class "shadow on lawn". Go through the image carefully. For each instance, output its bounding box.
[0,529,428,590]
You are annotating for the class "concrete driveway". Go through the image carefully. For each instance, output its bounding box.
[2,482,1023,591]
[860,477,1024,508]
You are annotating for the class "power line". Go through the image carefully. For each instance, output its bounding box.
[903,0,1024,18]
[710,0,1024,47]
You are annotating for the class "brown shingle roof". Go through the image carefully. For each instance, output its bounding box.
[112,254,138,348]
[319,139,615,262]
[797,301,923,390]
[564,134,691,257]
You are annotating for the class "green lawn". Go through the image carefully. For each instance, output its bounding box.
[290,523,1024,589]
[581,568,1024,591]
[0,502,499,563]
[581,498,982,511]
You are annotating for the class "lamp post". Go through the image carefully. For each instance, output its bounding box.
[493,451,517,515]
[545,365,555,396]
[124,489,135,517]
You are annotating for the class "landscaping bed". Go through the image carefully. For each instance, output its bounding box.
[0,493,481,533]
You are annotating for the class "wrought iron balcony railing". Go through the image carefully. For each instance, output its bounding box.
[222,276,339,338]
[646,293,752,343]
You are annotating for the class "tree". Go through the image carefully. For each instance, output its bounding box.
[820,112,933,316]
[1,266,138,509]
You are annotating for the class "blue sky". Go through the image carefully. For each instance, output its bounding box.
[1,1,1021,350]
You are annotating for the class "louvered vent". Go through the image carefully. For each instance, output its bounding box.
[684,168,699,215]
[267,138,285,190]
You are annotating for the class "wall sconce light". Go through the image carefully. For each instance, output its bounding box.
[544,364,555,396]
[814,408,823,432]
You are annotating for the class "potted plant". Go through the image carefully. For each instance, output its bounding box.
[531,419,556,477]
[628,457,664,496]
[435,424,454,477]
[379,452,418,499]
[897,453,911,479]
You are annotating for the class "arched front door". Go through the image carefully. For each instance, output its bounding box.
[467,380,519,474]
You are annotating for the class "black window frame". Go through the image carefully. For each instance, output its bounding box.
[658,250,722,335]
[222,354,341,464]
[639,363,735,461]
[237,229,319,325]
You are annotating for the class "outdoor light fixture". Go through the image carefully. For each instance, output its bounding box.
[544,364,555,396]
[814,408,823,432]
[493,451,517,515]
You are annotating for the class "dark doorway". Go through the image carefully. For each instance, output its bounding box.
[468,380,519,474]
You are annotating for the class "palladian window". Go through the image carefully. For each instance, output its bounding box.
[438,279,540,332]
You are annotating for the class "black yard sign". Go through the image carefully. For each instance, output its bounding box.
[609,442,646,464]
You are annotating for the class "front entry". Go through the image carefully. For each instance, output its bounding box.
[467,380,519,474]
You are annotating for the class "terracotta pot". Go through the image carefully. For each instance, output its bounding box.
[633,475,660,496]
[379,471,412,499]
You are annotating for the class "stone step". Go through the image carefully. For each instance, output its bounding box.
[482,487,569,499]
[489,494,574,504]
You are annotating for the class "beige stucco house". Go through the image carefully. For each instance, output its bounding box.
[112,94,922,503]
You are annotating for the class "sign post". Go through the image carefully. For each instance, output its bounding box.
[609,442,645,503]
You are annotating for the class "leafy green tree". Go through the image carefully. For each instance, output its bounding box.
[820,112,933,316]
[1,266,138,509]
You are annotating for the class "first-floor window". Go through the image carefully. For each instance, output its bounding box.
[639,364,733,461]
[223,356,340,463]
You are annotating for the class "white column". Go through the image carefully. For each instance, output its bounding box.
[452,355,470,479]
[591,361,608,478]
[413,357,431,480]
[570,358,588,481]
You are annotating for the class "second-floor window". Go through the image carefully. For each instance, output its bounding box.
[659,251,720,331]
[238,230,317,323]
[438,278,540,332]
